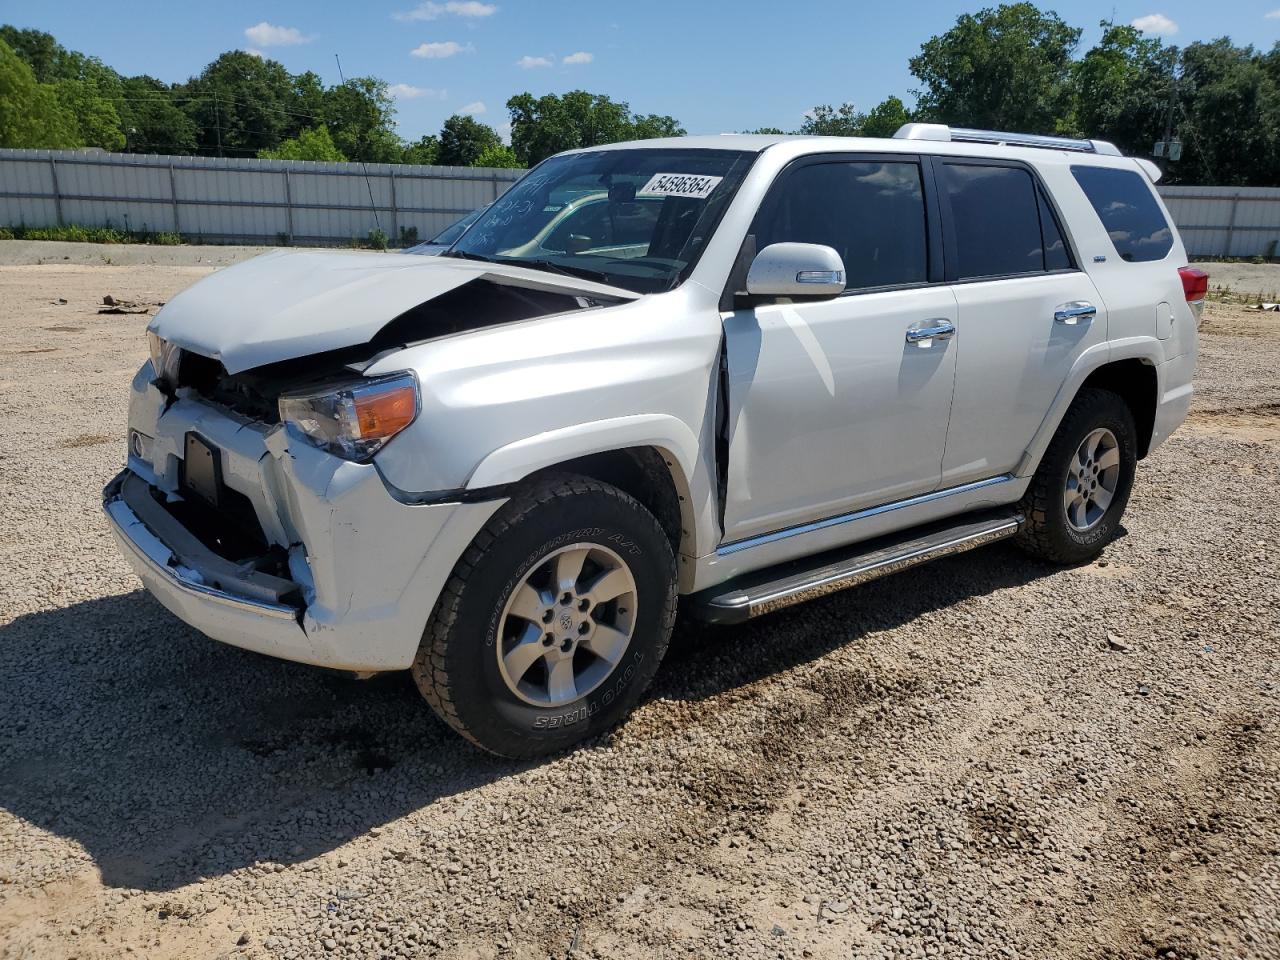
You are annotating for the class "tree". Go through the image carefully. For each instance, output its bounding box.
[1071,23,1177,156]
[52,77,125,150]
[0,38,80,148]
[258,125,346,161]
[401,134,440,165]
[910,3,1081,132]
[861,96,912,137]
[507,90,682,165]
[1177,39,1280,186]
[181,51,296,156]
[438,113,502,166]
[323,77,401,162]
[117,75,198,153]
[799,103,863,136]
[473,143,522,168]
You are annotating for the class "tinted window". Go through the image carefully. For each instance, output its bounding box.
[1071,165,1173,263]
[543,197,661,251]
[1038,191,1072,270]
[941,163,1046,278]
[755,161,928,291]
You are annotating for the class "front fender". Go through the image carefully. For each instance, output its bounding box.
[1015,336,1164,478]
[466,413,701,491]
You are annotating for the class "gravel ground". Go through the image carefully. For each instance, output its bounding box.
[1,247,1278,960]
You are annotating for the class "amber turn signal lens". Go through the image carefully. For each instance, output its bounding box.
[354,383,417,439]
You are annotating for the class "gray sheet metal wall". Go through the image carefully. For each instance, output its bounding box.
[0,149,524,245]
[1158,186,1280,259]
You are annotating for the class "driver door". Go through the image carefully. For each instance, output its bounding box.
[721,155,959,543]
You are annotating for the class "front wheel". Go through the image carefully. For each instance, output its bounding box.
[412,475,677,758]
[1016,387,1138,565]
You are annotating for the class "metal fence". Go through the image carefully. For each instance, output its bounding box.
[1,148,1278,257]
[0,148,524,246]
[1158,186,1280,259]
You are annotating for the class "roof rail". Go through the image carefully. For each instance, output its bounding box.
[893,122,1122,157]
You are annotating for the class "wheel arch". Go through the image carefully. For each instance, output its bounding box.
[1018,343,1163,477]
[466,415,701,563]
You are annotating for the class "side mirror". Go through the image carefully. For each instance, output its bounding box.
[745,242,846,299]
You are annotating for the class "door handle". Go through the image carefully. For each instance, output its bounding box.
[905,319,955,346]
[1054,301,1097,325]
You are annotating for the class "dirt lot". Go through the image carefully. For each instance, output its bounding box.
[1,244,1277,960]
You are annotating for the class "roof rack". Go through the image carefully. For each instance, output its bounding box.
[893,123,1122,157]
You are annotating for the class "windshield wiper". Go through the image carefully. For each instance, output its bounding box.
[492,257,614,285]
[442,250,494,263]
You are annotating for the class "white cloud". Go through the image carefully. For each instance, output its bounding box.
[1267,8,1280,17]
[562,51,593,65]
[459,101,487,115]
[394,1,496,21]
[243,22,313,47]
[1130,13,1178,36]
[410,40,474,58]
[516,55,553,68]
[496,119,513,144]
[388,83,446,100]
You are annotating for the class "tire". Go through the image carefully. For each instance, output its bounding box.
[1015,387,1138,565]
[412,474,677,758]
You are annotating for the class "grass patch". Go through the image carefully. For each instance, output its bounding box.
[0,224,184,246]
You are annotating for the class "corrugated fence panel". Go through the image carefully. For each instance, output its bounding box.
[14,149,1278,258]
[0,149,523,245]
[1158,186,1280,259]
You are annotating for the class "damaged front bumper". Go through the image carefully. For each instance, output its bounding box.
[104,371,505,672]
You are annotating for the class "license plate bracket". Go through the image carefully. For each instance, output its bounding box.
[182,433,222,508]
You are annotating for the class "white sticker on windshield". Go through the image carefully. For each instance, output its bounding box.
[637,172,723,200]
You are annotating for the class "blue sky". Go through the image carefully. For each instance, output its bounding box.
[4,0,1279,142]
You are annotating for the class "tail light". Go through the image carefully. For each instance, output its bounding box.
[1179,267,1208,302]
[1179,266,1208,326]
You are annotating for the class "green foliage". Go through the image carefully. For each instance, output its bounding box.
[118,74,199,153]
[795,97,911,138]
[439,114,502,166]
[507,90,683,165]
[743,127,787,135]
[0,38,80,148]
[367,227,389,250]
[1,222,183,244]
[258,125,346,161]
[399,225,419,246]
[324,77,401,162]
[52,76,125,151]
[401,134,441,165]
[473,143,522,168]
[909,3,1081,132]
[860,96,912,137]
[1070,23,1177,152]
[181,51,296,156]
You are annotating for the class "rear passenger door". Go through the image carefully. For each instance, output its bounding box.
[933,158,1107,487]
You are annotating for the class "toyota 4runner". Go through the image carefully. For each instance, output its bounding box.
[105,124,1203,757]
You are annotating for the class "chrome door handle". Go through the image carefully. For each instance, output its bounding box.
[1054,301,1096,325]
[905,319,955,345]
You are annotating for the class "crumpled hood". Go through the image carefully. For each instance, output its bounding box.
[149,249,637,374]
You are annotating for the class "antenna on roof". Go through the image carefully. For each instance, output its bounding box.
[335,53,383,236]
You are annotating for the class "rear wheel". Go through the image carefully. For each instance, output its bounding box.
[1016,388,1137,565]
[412,475,677,758]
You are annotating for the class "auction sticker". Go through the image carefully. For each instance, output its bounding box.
[637,173,723,200]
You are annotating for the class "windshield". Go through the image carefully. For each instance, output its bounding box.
[448,147,756,293]
[431,205,487,245]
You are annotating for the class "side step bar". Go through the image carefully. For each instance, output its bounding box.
[689,509,1023,624]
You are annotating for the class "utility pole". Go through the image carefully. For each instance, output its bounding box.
[214,93,224,158]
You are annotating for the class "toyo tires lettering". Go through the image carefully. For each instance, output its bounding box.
[532,653,644,729]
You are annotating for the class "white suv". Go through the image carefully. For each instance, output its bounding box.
[105,124,1204,756]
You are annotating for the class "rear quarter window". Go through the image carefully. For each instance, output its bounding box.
[1070,165,1173,263]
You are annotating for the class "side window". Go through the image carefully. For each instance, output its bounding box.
[1038,191,1072,271]
[1070,165,1173,263]
[940,163,1047,279]
[754,160,928,291]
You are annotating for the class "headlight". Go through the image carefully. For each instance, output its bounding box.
[147,331,182,387]
[278,372,420,462]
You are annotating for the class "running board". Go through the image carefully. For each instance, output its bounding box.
[689,509,1023,624]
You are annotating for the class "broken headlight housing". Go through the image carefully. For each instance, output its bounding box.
[147,330,183,388]
[278,372,420,462]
